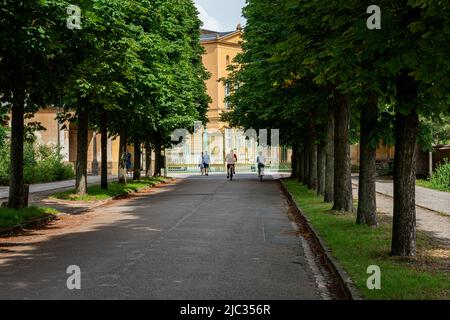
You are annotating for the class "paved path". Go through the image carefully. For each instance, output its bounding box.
[351,179,450,245]
[0,175,118,200]
[0,175,327,300]
[352,177,450,215]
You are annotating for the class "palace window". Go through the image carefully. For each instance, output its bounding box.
[225,81,231,109]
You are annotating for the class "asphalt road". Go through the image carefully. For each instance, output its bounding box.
[0,174,325,300]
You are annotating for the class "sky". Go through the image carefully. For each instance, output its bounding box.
[194,0,246,32]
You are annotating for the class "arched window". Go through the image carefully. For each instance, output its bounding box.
[226,55,230,66]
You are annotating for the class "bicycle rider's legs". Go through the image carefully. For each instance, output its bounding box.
[227,164,235,178]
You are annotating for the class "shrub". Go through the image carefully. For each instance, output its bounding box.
[0,158,8,185]
[0,141,9,185]
[0,142,74,185]
[25,144,74,184]
[431,159,450,190]
[24,142,37,168]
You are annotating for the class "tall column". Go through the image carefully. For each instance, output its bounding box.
[193,121,203,165]
[106,137,113,175]
[91,132,99,175]
[58,120,70,162]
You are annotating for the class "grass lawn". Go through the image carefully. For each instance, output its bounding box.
[0,206,59,229]
[283,179,450,300]
[416,179,450,193]
[51,177,169,202]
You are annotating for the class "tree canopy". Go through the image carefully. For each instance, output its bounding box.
[224,0,450,256]
[0,0,210,199]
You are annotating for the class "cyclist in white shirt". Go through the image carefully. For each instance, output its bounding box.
[225,150,237,178]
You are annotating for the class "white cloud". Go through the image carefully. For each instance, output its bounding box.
[195,3,223,31]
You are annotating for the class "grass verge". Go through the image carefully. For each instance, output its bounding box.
[0,206,59,229]
[51,177,169,202]
[283,179,450,300]
[416,179,450,193]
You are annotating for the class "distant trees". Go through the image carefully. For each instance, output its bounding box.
[224,0,450,256]
[0,1,209,202]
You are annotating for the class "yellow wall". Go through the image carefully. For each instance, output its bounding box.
[351,142,395,165]
[201,31,242,130]
[18,107,121,174]
[25,108,60,146]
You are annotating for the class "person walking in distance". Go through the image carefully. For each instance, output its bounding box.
[126,151,132,175]
[199,152,205,175]
[203,151,211,176]
[257,151,266,177]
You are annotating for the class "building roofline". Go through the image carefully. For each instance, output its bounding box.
[200,29,243,44]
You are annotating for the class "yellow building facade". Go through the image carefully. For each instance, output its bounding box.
[201,28,242,129]
[18,26,289,174]
[23,108,117,174]
[167,27,256,169]
[167,27,289,171]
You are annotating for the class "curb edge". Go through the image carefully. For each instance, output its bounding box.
[279,179,363,300]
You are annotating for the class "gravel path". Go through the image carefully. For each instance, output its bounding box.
[351,182,450,245]
[352,177,450,215]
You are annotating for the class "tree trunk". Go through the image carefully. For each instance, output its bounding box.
[163,147,167,177]
[100,112,108,190]
[357,91,379,227]
[308,141,318,191]
[300,147,305,183]
[291,144,299,178]
[75,107,88,195]
[145,143,152,178]
[391,72,419,257]
[304,142,310,186]
[118,131,127,185]
[298,148,304,183]
[324,109,335,203]
[8,89,26,209]
[428,151,433,179]
[332,93,353,212]
[153,141,162,177]
[133,141,141,180]
[317,144,326,196]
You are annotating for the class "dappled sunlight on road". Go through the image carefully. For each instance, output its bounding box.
[0,180,178,271]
